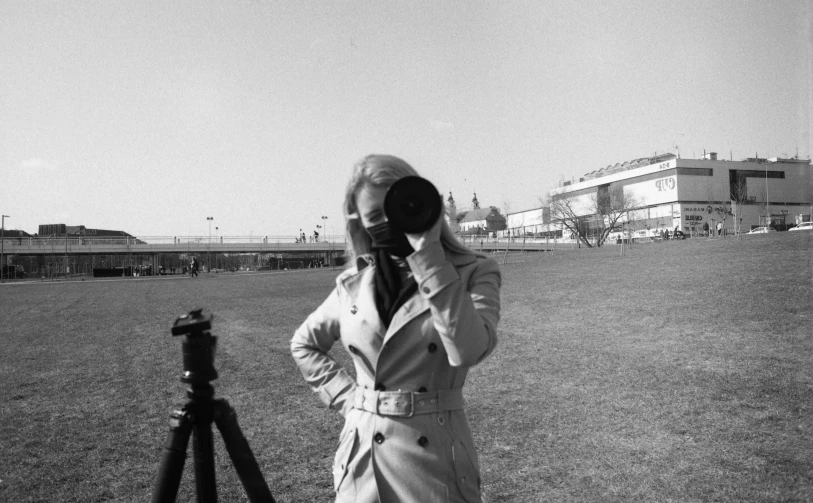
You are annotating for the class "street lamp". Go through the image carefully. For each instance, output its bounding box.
[321,216,330,268]
[215,226,219,270]
[1,215,9,282]
[207,217,213,273]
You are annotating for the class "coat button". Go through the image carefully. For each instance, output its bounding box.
[422,286,431,294]
[375,383,386,391]
[374,432,385,444]
[418,386,427,392]
[418,436,428,447]
[427,343,437,353]
[350,305,358,314]
[348,345,358,354]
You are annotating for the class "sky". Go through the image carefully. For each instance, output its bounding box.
[1,0,811,237]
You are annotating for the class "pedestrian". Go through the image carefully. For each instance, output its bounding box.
[290,154,502,502]
[716,221,723,236]
[190,257,199,277]
[703,221,709,237]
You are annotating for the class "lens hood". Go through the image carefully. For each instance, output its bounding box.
[384,176,443,233]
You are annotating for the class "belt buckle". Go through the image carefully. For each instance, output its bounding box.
[404,391,414,417]
[378,391,414,417]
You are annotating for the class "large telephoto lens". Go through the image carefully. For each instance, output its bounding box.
[384,176,443,233]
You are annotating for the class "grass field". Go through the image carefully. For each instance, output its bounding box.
[1,232,811,502]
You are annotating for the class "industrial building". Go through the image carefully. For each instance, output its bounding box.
[548,152,813,238]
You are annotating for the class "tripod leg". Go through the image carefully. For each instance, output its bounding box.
[152,407,194,503]
[213,399,276,503]
[192,404,218,503]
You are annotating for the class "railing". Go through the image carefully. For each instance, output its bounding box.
[0,235,347,247]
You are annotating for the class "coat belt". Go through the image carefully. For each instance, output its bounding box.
[352,387,465,418]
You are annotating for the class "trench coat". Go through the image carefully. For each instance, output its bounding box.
[290,241,501,502]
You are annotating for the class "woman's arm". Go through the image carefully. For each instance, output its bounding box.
[406,241,501,367]
[290,288,356,415]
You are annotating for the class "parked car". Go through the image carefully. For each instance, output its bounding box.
[747,226,776,234]
[788,222,813,232]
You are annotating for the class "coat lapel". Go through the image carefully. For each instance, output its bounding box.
[382,288,430,346]
[380,249,477,346]
[341,265,386,339]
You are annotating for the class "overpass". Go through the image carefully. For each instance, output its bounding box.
[1,235,564,256]
[2,236,345,256]
[0,235,563,278]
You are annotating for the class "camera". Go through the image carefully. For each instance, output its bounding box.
[384,176,443,233]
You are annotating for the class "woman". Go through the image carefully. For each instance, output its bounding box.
[290,154,501,502]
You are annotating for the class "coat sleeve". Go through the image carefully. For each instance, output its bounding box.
[290,286,356,416]
[406,242,501,367]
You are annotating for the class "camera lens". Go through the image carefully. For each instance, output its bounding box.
[384,176,442,233]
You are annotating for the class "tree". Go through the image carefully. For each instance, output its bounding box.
[591,186,640,247]
[548,193,593,247]
[730,175,749,239]
[549,187,640,248]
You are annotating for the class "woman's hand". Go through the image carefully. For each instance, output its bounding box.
[405,212,443,252]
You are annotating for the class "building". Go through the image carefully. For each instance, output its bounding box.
[455,193,506,235]
[503,207,550,238]
[549,152,813,236]
[37,223,133,238]
[445,192,460,233]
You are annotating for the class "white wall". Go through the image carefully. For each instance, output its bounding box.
[624,174,678,206]
[505,208,546,229]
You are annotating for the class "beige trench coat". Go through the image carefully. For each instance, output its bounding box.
[291,242,501,502]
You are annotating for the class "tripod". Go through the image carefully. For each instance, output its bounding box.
[152,309,275,503]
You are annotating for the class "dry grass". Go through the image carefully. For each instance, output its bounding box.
[1,232,811,502]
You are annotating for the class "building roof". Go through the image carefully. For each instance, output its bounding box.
[581,153,677,181]
[458,207,499,223]
[2,229,32,237]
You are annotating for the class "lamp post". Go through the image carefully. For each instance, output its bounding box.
[207,217,213,273]
[215,226,219,271]
[1,215,8,282]
[321,215,330,268]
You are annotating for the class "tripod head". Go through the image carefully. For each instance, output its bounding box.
[171,308,218,400]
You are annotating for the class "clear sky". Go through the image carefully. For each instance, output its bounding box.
[1,0,811,237]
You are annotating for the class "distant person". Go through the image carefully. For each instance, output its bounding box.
[290,154,501,502]
[716,222,723,236]
[190,257,199,277]
[301,231,306,243]
[313,230,319,242]
[703,222,709,237]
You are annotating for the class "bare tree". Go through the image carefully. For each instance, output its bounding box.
[548,193,593,247]
[730,175,749,239]
[590,187,640,247]
[502,199,512,217]
[548,188,640,248]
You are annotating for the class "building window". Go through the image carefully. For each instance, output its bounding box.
[676,168,713,176]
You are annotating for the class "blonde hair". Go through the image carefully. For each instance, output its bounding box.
[343,154,475,262]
